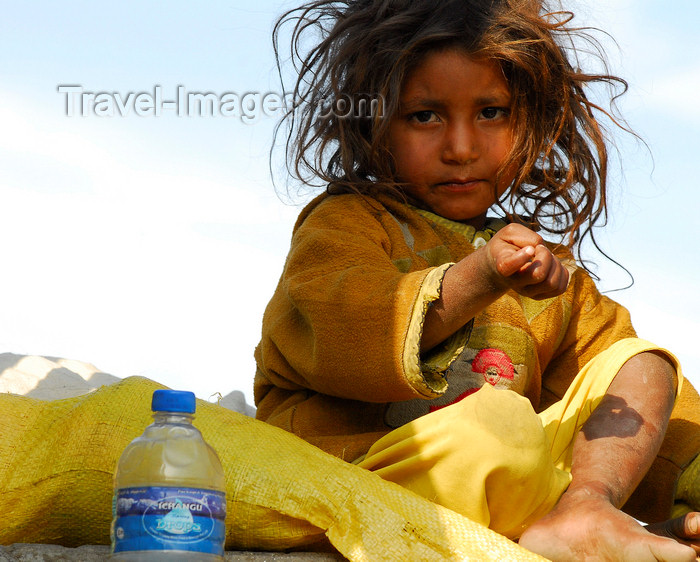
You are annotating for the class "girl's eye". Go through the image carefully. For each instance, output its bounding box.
[409,110,438,123]
[480,107,509,120]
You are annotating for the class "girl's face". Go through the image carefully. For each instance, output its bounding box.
[387,49,515,228]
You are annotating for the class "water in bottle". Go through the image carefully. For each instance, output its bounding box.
[111,389,227,560]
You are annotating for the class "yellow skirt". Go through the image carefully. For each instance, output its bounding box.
[358,338,682,539]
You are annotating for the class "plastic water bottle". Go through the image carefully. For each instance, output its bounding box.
[111,389,227,560]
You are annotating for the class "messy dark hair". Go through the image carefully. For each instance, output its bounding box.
[272,0,632,264]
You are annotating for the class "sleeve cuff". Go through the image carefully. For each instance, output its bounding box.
[401,264,472,398]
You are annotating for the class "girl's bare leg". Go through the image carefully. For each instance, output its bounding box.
[519,352,697,561]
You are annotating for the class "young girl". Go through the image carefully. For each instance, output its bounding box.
[255,0,700,558]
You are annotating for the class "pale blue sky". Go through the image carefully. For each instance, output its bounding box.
[1,1,699,403]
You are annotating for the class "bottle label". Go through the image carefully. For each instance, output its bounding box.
[112,486,226,555]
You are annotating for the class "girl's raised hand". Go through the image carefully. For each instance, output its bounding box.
[485,223,569,300]
[421,223,569,352]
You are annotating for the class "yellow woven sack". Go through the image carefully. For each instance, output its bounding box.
[0,376,542,560]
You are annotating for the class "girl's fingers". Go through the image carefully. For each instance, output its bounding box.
[490,236,569,300]
[646,513,700,554]
[496,245,536,277]
[516,246,569,299]
[497,223,544,249]
[517,245,553,281]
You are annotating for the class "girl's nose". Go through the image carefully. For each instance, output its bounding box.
[441,122,479,165]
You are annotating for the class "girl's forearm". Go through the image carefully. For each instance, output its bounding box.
[421,247,506,352]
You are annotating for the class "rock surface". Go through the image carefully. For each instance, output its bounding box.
[0,545,345,561]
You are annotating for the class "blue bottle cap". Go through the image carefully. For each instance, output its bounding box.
[151,389,196,413]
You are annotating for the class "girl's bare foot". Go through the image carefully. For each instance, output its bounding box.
[518,493,697,561]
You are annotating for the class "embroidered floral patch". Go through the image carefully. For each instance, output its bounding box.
[472,348,515,386]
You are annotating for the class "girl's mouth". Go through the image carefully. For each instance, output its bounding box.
[436,178,483,191]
